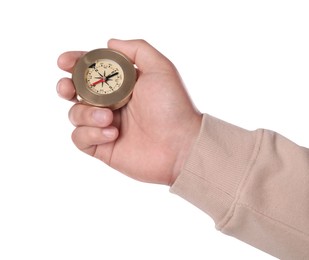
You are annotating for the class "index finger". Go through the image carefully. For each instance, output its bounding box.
[57,51,86,73]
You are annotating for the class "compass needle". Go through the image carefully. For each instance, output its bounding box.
[106,72,119,80]
[90,78,105,86]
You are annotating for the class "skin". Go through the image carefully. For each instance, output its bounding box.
[57,39,202,186]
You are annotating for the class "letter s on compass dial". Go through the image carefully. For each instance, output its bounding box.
[72,48,137,110]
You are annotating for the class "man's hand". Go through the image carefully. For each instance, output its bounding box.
[57,39,202,185]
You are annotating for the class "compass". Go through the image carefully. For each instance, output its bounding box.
[72,48,136,110]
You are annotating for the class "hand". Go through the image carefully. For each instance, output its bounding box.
[57,39,202,185]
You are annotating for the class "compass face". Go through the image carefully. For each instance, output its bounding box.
[72,48,136,110]
[85,59,124,95]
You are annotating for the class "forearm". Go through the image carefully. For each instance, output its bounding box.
[170,114,309,259]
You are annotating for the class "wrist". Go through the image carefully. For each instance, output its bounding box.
[169,113,203,186]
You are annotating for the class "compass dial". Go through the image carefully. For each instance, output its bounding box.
[86,59,124,95]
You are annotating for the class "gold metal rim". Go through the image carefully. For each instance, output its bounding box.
[72,48,136,109]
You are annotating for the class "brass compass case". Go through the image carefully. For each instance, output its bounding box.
[72,49,137,110]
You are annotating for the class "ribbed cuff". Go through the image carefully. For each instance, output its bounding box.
[170,114,262,227]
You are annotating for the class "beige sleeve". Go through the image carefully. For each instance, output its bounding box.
[170,114,309,259]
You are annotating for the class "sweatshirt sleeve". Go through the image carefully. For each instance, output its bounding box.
[170,114,309,259]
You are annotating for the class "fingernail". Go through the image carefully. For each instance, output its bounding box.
[56,80,61,94]
[102,128,116,138]
[92,109,107,124]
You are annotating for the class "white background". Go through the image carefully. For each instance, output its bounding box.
[0,0,308,259]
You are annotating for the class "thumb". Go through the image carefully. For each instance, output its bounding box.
[107,39,174,73]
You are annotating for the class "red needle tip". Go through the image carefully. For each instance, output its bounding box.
[90,78,105,86]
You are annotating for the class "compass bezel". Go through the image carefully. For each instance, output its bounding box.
[72,48,136,110]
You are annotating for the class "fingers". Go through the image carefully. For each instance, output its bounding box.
[69,104,114,128]
[108,39,174,73]
[69,104,118,155]
[57,51,86,73]
[57,49,121,156]
[71,126,118,154]
[57,51,86,101]
[57,47,118,102]
[56,77,76,101]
